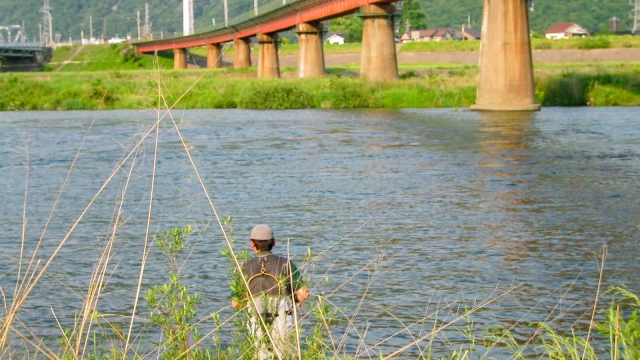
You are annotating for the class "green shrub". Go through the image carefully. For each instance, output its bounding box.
[578,37,612,50]
[541,71,640,106]
[597,285,640,360]
[399,70,419,79]
[542,72,592,106]
[145,225,214,360]
[238,81,315,109]
[319,77,374,108]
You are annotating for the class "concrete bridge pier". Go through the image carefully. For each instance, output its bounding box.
[296,22,325,78]
[174,48,187,69]
[234,37,252,69]
[471,0,540,111]
[257,32,280,78]
[207,43,223,68]
[359,3,398,81]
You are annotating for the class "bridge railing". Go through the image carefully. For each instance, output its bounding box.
[0,42,45,50]
[149,0,307,42]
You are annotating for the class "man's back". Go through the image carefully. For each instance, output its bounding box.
[243,251,293,299]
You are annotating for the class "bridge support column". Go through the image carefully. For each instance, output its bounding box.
[207,43,223,68]
[174,48,187,69]
[234,37,252,69]
[257,32,280,79]
[296,22,325,78]
[471,0,540,111]
[360,3,398,81]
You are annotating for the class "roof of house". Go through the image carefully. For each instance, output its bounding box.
[545,22,581,34]
[461,28,481,38]
[324,32,345,40]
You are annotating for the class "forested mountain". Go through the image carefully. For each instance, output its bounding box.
[0,0,636,43]
[421,0,635,35]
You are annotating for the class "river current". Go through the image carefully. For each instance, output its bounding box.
[0,108,639,358]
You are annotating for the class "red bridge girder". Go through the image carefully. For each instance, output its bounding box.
[135,0,398,53]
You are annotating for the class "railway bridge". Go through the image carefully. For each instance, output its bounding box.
[0,25,52,71]
[134,0,539,111]
[0,42,52,71]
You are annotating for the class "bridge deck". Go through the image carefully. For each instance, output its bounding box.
[135,0,397,53]
[0,42,48,57]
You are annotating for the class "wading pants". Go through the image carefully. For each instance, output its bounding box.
[248,298,295,360]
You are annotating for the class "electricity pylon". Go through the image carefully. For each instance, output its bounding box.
[40,0,53,45]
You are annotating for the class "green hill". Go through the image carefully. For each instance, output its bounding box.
[0,0,636,43]
[421,0,635,35]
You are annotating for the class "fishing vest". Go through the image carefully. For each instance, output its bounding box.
[243,253,294,298]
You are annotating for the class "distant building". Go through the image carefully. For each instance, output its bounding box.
[400,28,463,43]
[545,22,589,39]
[460,26,481,40]
[325,32,345,45]
[107,36,127,44]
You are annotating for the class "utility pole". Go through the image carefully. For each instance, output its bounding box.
[254,0,258,16]
[90,16,93,41]
[632,0,640,33]
[145,2,150,39]
[137,11,141,39]
[224,0,228,27]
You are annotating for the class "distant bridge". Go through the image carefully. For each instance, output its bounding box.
[0,42,52,71]
[134,0,541,111]
[0,24,52,71]
[0,42,49,58]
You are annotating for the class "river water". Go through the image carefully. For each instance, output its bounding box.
[0,108,639,358]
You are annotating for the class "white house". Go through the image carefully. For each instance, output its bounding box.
[545,22,589,39]
[107,36,127,44]
[325,33,345,45]
[400,28,463,43]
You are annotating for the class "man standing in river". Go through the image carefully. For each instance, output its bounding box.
[231,224,310,359]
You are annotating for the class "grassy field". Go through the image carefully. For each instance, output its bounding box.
[47,43,174,72]
[2,60,639,110]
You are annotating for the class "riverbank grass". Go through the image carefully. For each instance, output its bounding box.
[2,64,640,110]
